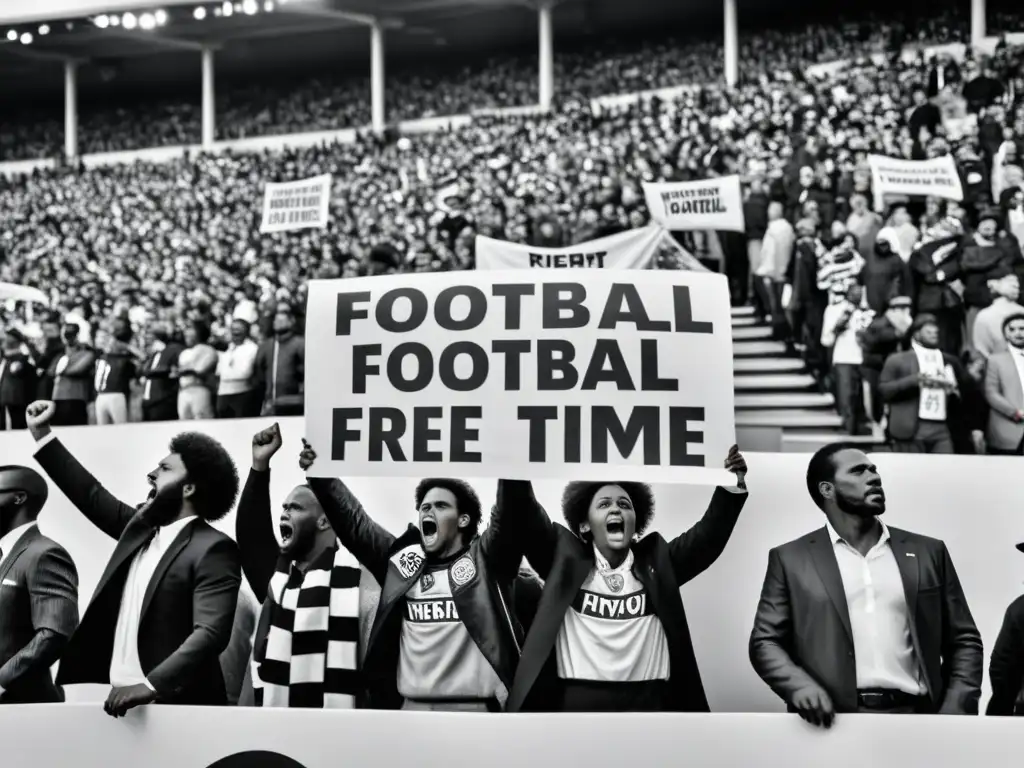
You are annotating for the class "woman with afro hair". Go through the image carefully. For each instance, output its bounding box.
[502,445,748,713]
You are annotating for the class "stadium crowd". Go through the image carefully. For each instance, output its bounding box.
[0,5,1024,455]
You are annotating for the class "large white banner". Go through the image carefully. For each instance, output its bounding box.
[474,225,665,270]
[0,706,1020,768]
[642,176,746,233]
[867,155,964,203]
[304,270,736,485]
[259,174,332,234]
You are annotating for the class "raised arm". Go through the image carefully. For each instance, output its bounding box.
[485,480,559,581]
[146,536,242,699]
[936,542,983,715]
[300,440,395,586]
[667,446,748,586]
[27,400,138,540]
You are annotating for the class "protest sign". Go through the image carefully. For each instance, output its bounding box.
[259,174,332,233]
[0,704,1019,768]
[304,270,736,485]
[867,155,964,203]
[642,176,746,233]
[474,225,665,270]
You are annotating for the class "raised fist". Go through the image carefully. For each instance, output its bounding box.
[25,401,56,441]
[299,439,317,472]
[252,423,283,471]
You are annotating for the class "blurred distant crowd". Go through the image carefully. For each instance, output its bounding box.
[1,5,1024,456]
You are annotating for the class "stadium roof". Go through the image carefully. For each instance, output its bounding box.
[0,0,723,101]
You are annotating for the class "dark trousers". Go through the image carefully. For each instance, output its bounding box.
[52,399,88,427]
[555,679,670,712]
[833,363,865,433]
[143,399,179,422]
[0,404,27,430]
[272,402,305,417]
[891,420,955,454]
[989,435,1024,456]
[217,391,260,420]
[933,307,964,357]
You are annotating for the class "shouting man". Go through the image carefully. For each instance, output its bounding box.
[298,441,534,711]
[237,423,364,708]
[26,400,242,717]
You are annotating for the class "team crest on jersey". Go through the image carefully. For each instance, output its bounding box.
[391,545,425,580]
[420,572,435,592]
[602,573,625,593]
[450,556,476,587]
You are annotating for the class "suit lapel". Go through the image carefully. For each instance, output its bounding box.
[1004,355,1024,408]
[140,522,193,622]
[807,529,853,645]
[888,528,920,632]
[91,518,153,605]
[0,525,40,584]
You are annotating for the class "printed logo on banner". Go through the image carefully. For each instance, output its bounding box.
[391,545,425,579]
[205,751,308,768]
[450,556,477,587]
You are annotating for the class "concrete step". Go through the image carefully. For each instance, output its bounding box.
[731,325,773,341]
[734,357,805,374]
[732,340,787,358]
[736,409,843,429]
[734,392,835,410]
[734,373,818,391]
[780,432,885,453]
[731,305,754,317]
[731,315,758,327]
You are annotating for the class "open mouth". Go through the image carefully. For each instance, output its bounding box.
[606,518,625,536]
[279,521,294,546]
[421,519,438,545]
[146,487,157,502]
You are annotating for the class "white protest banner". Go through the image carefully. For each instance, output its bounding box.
[304,270,736,486]
[0,705,1021,768]
[474,225,664,270]
[867,155,964,203]
[642,176,746,233]
[259,174,332,233]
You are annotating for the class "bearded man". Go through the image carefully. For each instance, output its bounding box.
[25,400,242,717]
[749,444,982,728]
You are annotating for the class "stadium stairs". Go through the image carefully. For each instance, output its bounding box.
[731,306,884,453]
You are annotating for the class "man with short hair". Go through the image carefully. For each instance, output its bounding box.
[0,465,79,703]
[750,443,983,727]
[983,312,1024,455]
[298,442,528,712]
[973,271,1024,359]
[49,323,95,427]
[25,399,242,716]
[255,305,304,418]
[237,423,364,709]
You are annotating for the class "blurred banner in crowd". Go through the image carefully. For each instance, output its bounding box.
[302,270,736,484]
[867,155,965,207]
[474,225,666,270]
[259,174,332,234]
[642,176,746,233]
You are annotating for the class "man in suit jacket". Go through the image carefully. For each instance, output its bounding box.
[983,312,1024,454]
[0,466,79,703]
[25,399,242,717]
[879,313,968,453]
[986,539,1024,716]
[749,443,983,727]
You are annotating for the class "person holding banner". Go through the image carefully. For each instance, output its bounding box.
[749,444,982,727]
[297,442,531,712]
[503,446,749,713]
[236,423,364,709]
[24,400,243,716]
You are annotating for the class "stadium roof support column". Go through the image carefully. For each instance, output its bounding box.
[538,1,555,112]
[971,0,986,48]
[64,61,78,160]
[201,47,216,149]
[723,0,738,88]
[371,22,386,133]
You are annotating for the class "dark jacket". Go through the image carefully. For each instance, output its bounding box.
[306,477,527,710]
[879,348,968,441]
[141,343,183,406]
[37,438,241,705]
[505,480,747,713]
[862,250,912,314]
[95,349,137,397]
[255,333,305,412]
[959,236,1018,310]
[858,317,906,372]
[750,526,983,714]
[0,525,79,703]
[50,347,96,403]
[909,237,963,313]
[0,353,38,408]
[987,594,1024,716]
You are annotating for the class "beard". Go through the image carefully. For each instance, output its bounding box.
[139,479,187,526]
[836,490,885,518]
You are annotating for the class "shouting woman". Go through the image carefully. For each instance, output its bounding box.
[504,446,748,713]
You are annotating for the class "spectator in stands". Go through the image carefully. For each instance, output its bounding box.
[862,237,912,314]
[876,203,920,262]
[983,312,1024,455]
[880,314,966,454]
[960,209,1022,347]
[49,324,95,428]
[973,271,1024,359]
[909,220,965,356]
[859,295,913,429]
[256,304,304,418]
[846,193,883,261]
[743,178,771,322]
[952,349,989,455]
[176,320,218,422]
[757,201,795,345]
[34,314,63,402]
[0,330,37,431]
[216,318,260,420]
[787,218,829,381]
[140,323,182,423]
[821,283,874,436]
[93,320,136,427]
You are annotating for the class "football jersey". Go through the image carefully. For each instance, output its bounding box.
[555,547,670,682]
[397,561,504,701]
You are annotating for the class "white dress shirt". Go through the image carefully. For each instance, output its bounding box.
[109,515,196,689]
[825,521,926,695]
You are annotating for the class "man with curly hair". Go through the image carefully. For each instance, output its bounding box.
[24,400,242,717]
[298,441,539,712]
[504,445,749,712]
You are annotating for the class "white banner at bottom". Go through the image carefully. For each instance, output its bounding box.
[0,705,1018,768]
